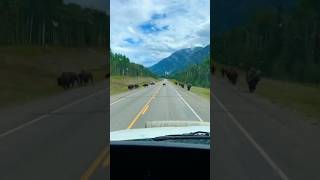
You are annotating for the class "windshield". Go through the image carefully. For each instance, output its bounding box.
[110,0,211,142]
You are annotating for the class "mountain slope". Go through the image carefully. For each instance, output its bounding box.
[172,56,210,88]
[149,45,210,76]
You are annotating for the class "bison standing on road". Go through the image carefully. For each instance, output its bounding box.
[221,67,238,85]
[187,83,192,91]
[78,70,93,86]
[246,68,261,93]
[57,72,79,89]
[128,84,134,90]
[226,68,238,85]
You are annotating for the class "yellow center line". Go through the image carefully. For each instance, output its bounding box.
[80,84,162,179]
[80,148,108,180]
[142,104,149,115]
[127,85,161,129]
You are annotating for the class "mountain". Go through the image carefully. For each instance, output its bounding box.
[172,56,210,88]
[149,45,210,76]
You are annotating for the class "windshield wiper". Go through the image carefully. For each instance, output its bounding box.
[152,131,210,141]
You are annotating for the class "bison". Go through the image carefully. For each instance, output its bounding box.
[128,84,134,90]
[143,83,149,87]
[221,67,238,85]
[78,70,93,86]
[57,72,79,89]
[187,83,192,91]
[246,68,261,93]
[134,84,139,89]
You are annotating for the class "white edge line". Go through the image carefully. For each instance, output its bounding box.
[172,83,203,122]
[110,85,158,106]
[110,88,144,106]
[0,89,107,139]
[213,94,290,180]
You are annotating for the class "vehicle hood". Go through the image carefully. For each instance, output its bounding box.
[110,121,210,141]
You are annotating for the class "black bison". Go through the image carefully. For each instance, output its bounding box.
[163,83,166,86]
[128,84,134,90]
[246,68,261,93]
[143,83,149,87]
[221,67,238,85]
[175,82,178,85]
[78,70,93,86]
[134,84,139,89]
[180,83,185,88]
[187,83,192,91]
[57,72,79,89]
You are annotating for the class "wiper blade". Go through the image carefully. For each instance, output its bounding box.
[152,131,210,141]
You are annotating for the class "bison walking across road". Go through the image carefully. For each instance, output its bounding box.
[246,68,261,93]
[57,72,79,89]
[221,67,238,85]
[187,83,192,91]
[78,70,93,86]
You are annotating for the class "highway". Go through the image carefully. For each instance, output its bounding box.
[110,79,210,131]
[212,77,320,180]
[0,82,108,180]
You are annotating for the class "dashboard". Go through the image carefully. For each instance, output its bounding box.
[110,140,210,179]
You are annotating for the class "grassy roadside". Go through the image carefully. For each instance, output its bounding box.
[190,86,210,100]
[254,79,320,121]
[169,79,210,100]
[215,64,320,121]
[0,46,107,108]
[110,76,157,95]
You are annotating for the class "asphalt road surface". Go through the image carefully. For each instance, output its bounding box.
[213,76,320,180]
[0,81,108,180]
[110,79,210,131]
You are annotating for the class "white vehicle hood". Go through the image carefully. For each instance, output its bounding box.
[110,125,210,141]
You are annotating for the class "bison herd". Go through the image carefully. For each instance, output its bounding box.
[174,82,192,91]
[220,66,261,93]
[57,70,93,89]
[127,81,156,90]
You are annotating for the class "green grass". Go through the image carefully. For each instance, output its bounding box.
[169,79,210,100]
[190,86,210,100]
[110,76,157,95]
[215,64,320,121]
[0,46,107,108]
[254,79,320,121]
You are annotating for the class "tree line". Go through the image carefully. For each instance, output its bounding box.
[171,56,210,88]
[110,50,156,78]
[0,0,108,46]
[215,0,320,84]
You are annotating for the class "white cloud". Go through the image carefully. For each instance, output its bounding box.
[111,0,210,67]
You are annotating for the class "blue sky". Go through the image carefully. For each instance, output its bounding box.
[111,0,210,67]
